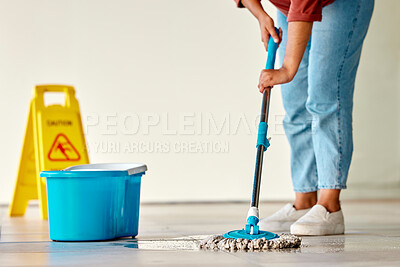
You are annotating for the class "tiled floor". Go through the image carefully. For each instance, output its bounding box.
[1,200,400,266]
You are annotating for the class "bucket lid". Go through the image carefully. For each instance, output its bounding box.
[40,163,147,178]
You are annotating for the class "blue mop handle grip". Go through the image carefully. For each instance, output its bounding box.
[265,27,279,70]
[256,28,279,151]
[256,122,270,151]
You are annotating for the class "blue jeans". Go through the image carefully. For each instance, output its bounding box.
[276,0,374,192]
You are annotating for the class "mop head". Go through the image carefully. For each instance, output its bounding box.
[199,233,301,251]
[200,209,301,251]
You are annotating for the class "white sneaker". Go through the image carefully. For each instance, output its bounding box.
[258,203,311,232]
[290,204,345,236]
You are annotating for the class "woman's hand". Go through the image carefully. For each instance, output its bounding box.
[258,14,283,51]
[258,67,294,93]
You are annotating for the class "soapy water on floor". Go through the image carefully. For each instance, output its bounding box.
[126,238,199,250]
[110,236,201,251]
[109,235,302,252]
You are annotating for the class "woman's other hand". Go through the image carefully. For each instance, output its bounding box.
[258,67,294,93]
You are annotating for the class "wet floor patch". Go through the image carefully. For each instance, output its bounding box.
[110,236,203,251]
[124,239,199,250]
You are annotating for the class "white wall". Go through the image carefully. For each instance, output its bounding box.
[0,0,399,204]
[345,0,400,199]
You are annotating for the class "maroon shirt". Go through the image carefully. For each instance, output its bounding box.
[235,0,335,22]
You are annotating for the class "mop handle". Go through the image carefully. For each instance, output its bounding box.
[251,28,279,208]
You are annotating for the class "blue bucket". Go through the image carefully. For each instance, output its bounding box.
[40,163,147,241]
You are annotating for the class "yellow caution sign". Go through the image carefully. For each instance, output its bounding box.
[9,85,89,219]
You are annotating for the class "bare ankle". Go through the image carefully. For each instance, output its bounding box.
[293,201,316,210]
[294,191,317,210]
[317,201,341,212]
[317,189,341,212]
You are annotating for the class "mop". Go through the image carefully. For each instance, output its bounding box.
[200,29,301,251]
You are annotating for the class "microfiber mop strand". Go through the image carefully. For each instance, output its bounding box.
[199,234,301,251]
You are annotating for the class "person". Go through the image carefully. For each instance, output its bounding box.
[235,0,374,235]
